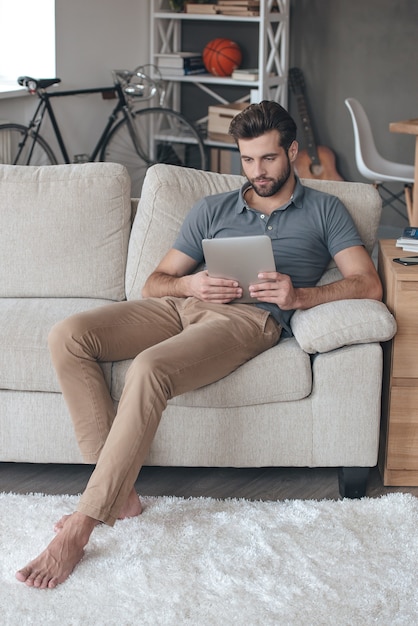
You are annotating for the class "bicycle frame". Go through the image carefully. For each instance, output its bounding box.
[7,69,207,191]
[27,82,130,163]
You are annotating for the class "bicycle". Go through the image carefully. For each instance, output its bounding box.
[0,65,207,197]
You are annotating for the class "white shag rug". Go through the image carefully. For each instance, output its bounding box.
[1,492,418,626]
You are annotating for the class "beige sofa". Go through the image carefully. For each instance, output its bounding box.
[0,162,396,497]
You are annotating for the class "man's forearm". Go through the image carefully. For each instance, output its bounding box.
[142,271,192,298]
[292,274,383,310]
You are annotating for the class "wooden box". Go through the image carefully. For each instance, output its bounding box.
[208,102,248,143]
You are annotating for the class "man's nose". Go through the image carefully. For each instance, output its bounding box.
[253,160,266,177]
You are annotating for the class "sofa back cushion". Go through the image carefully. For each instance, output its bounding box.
[0,163,131,300]
[126,164,381,300]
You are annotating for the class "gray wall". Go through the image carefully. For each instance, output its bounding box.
[288,0,418,227]
[289,0,418,176]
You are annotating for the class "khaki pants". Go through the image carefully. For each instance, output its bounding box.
[48,297,281,525]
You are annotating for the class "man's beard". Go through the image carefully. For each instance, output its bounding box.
[250,157,291,197]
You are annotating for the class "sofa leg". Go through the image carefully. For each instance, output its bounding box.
[338,467,369,499]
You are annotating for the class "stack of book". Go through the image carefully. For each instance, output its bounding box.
[217,0,260,16]
[185,3,219,13]
[156,52,206,76]
[231,68,259,81]
[396,226,418,252]
[185,1,260,16]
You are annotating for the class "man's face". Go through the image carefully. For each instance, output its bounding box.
[237,130,297,197]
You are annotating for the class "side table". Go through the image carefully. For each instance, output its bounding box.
[378,239,418,486]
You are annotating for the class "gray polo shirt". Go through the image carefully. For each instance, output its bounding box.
[173,177,363,335]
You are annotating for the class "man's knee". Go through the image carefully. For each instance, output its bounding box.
[48,314,86,358]
[126,350,174,395]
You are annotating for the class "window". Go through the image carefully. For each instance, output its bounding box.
[0,0,55,91]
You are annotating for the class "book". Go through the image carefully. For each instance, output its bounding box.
[157,60,205,72]
[396,226,418,251]
[402,226,418,239]
[396,238,418,246]
[218,1,260,6]
[185,3,220,13]
[396,244,418,252]
[396,237,418,252]
[156,52,203,69]
[231,68,259,81]
[155,52,202,57]
[158,66,207,76]
[218,9,260,16]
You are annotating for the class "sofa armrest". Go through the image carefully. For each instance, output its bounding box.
[290,299,397,354]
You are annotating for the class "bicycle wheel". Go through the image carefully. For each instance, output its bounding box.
[0,123,57,166]
[101,107,207,197]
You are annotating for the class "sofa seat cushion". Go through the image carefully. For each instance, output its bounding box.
[0,298,112,392]
[111,337,312,407]
[0,163,132,300]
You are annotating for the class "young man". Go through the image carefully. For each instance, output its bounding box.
[16,101,382,589]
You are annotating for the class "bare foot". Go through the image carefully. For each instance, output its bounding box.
[118,487,143,519]
[16,512,97,589]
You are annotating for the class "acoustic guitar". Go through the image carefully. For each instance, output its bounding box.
[289,67,344,181]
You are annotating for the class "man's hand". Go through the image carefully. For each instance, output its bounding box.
[248,244,383,311]
[188,270,243,303]
[142,248,243,302]
[249,272,297,310]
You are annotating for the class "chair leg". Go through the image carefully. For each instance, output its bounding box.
[338,467,369,499]
[404,184,413,224]
[376,183,409,220]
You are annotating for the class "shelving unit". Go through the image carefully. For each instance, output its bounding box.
[150,0,290,137]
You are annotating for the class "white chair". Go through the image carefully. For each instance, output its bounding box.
[345,97,414,219]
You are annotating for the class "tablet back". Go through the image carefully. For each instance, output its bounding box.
[202,235,275,303]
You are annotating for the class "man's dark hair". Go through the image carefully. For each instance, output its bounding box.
[228,100,297,151]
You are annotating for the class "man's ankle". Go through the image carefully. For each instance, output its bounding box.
[68,511,99,542]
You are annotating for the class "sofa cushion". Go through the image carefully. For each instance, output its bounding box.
[290,299,397,354]
[0,298,112,392]
[111,337,312,407]
[126,165,245,300]
[126,165,381,299]
[0,163,131,300]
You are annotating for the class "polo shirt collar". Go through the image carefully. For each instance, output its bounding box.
[291,177,305,209]
[237,176,306,214]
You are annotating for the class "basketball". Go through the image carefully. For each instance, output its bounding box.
[203,38,242,77]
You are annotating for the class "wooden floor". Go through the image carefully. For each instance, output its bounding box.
[1,462,418,501]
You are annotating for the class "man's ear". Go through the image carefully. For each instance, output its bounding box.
[288,140,299,162]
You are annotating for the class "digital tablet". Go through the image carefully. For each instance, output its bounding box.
[202,235,276,303]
